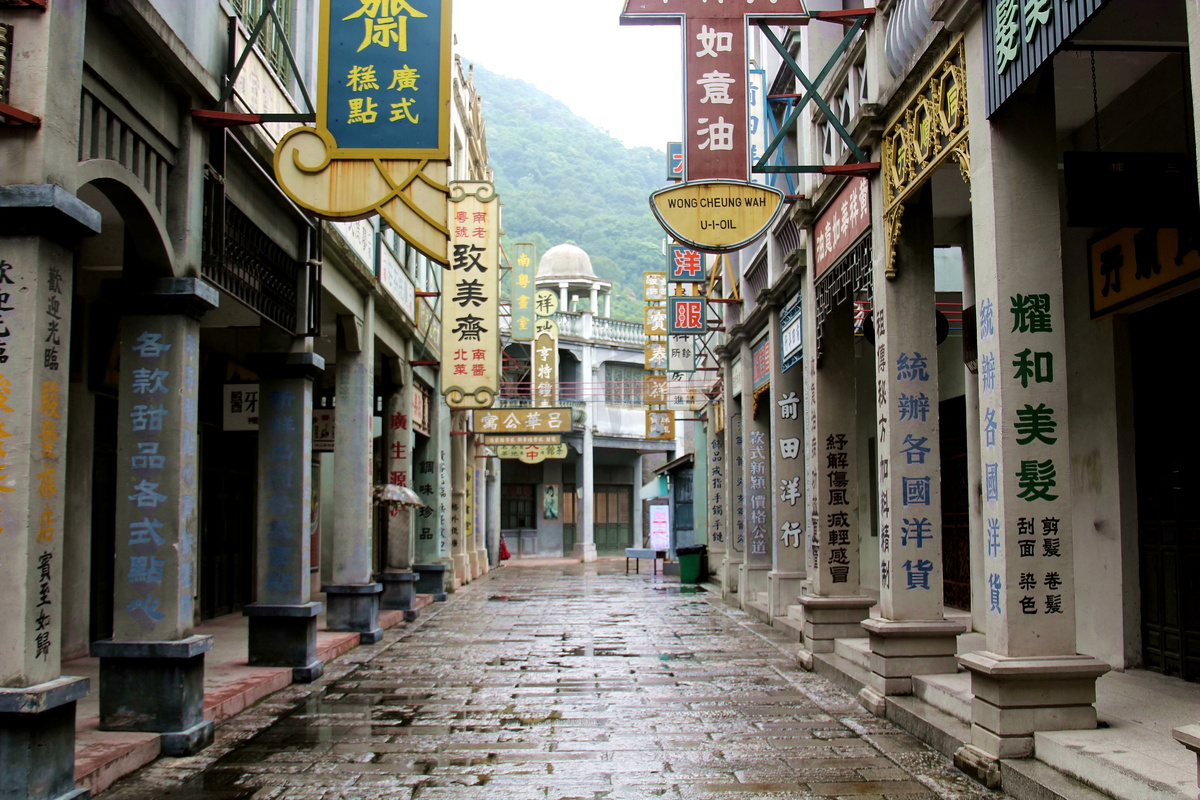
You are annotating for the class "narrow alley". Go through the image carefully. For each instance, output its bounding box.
[98,561,1001,800]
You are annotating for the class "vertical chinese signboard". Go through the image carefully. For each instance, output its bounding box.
[275,0,453,264]
[533,288,558,405]
[511,242,536,340]
[442,181,500,408]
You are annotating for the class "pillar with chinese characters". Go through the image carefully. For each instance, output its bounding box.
[797,295,873,663]
[244,335,325,683]
[450,410,469,586]
[575,342,597,562]
[739,340,771,611]
[93,280,217,756]
[0,189,98,799]
[769,303,807,620]
[704,417,727,576]
[723,350,745,594]
[324,305,383,643]
[380,355,419,619]
[860,187,964,714]
[955,41,1107,772]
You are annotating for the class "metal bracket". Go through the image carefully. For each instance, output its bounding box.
[754,11,880,177]
[213,0,315,122]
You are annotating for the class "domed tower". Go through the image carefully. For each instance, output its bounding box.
[535,244,613,317]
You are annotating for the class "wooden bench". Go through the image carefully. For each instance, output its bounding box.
[625,548,667,575]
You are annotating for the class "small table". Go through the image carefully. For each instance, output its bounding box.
[625,548,667,575]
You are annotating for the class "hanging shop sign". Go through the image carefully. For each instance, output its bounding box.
[532,328,558,406]
[645,373,669,405]
[511,242,536,340]
[668,296,707,334]
[814,176,870,279]
[533,316,559,339]
[473,407,572,434]
[275,0,453,265]
[534,288,559,317]
[645,272,668,302]
[334,217,376,268]
[749,68,769,188]
[483,434,562,447]
[379,240,416,322]
[882,36,968,279]
[668,334,696,372]
[646,408,676,441]
[669,244,706,283]
[412,381,432,436]
[984,0,1110,118]
[496,444,569,463]
[751,337,771,389]
[651,181,785,253]
[441,181,500,408]
[668,372,697,408]
[223,383,260,431]
[645,305,668,337]
[621,0,802,251]
[1087,227,1200,319]
[645,340,669,371]
[780,291,803,372]
[667,142,685,181]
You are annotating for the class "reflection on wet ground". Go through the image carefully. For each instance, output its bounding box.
[99,561,1004,800]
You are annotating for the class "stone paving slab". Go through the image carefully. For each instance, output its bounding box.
[96,561,1008,800]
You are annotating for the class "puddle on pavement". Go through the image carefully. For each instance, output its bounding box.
[651,585,707,594]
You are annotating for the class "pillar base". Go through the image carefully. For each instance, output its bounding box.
[90,636,213,755]
[768,571,805,618]
[243,603,324,683]
[958,651,1111,759]
[452,554,469,585]
[796,594,874,654]
[722,558,742,595]
[413,564,448,601]
[467,550,481,579]
[379,571,420,621]
[322,583,383,644]
[572,542,597,563]
[860,617,967,698]
[0,676,90,800]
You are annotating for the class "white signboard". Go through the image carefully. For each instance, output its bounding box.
[749,69,769,188]
[313,410,335,453]
[649,504,670,551]
[223,384,260,431]
[333,218,376,270]
[380,242,417,322]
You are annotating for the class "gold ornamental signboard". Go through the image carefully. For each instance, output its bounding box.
[496,444,569,464]
[649,182,785,253]
[275,0,453,265]
[472,407,572,434]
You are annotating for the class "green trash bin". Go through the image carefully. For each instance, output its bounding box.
[677,545,707,584]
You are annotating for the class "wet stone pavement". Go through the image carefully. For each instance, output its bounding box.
[99,560,1005,800]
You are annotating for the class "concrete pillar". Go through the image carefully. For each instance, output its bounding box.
[93,279,218,756]
[324,305,382,644]
[797,298,873,661]
[703,420,727,575]
[589,285,599,315]
[769,305,807,618]
[379,355,419,619]
[471,443,488,576]
[724,381,745,596]
[575,424,597,562]
[604,292,611,319]
[450,411,468,587]
[463,438,478,578]
[558,281,569,314]
[955,33,1108,775]
[961,242,986,632]
[411,389,445,599]
[243,340,325,682]
[632,454,645,549]
[0,189,98,800]
[486,457,501,567]
[740,341,771,610]
[860,187,964,713]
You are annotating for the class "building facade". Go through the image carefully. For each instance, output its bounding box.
[0,2,492,797]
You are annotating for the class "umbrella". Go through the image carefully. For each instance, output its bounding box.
[372,484,425,508]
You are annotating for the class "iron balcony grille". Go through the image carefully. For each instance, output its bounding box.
[202,191,300,332]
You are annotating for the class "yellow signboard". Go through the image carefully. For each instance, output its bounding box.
[645,374,668,405]
[511,242,536,341]
[483,434,562,446]
[646,409,675,441]
[473,407,572,434]
[649,180,785,253]
[496,444,569,463]
[1088,227,1200,318]
[442,182,500,408]
[534,289,559,317]
[644,306,667,336]
[644,272,667,302]
[532,329,557,406]
[645,340,668,371]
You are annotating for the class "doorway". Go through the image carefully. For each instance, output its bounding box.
[593,485,632,554]
[1132,291,1200,681]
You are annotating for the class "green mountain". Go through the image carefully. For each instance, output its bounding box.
[467,63,669,321]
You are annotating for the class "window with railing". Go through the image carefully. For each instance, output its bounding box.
[606,363,646,406]
[232,0,294,83]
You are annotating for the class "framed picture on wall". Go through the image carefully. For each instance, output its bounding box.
[543,485,559,520]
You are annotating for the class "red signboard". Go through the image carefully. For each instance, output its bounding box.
[669,297,707,334]
[622,0,809,183]
[751,337,771,389]
[814,176,870,278]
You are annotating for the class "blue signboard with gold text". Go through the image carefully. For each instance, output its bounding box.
[323,0,451,157]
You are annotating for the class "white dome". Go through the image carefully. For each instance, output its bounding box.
[537,244,596,281]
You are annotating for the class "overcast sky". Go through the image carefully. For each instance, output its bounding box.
[452,0,684,151]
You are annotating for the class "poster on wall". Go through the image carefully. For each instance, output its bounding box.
[649,504,670,551]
